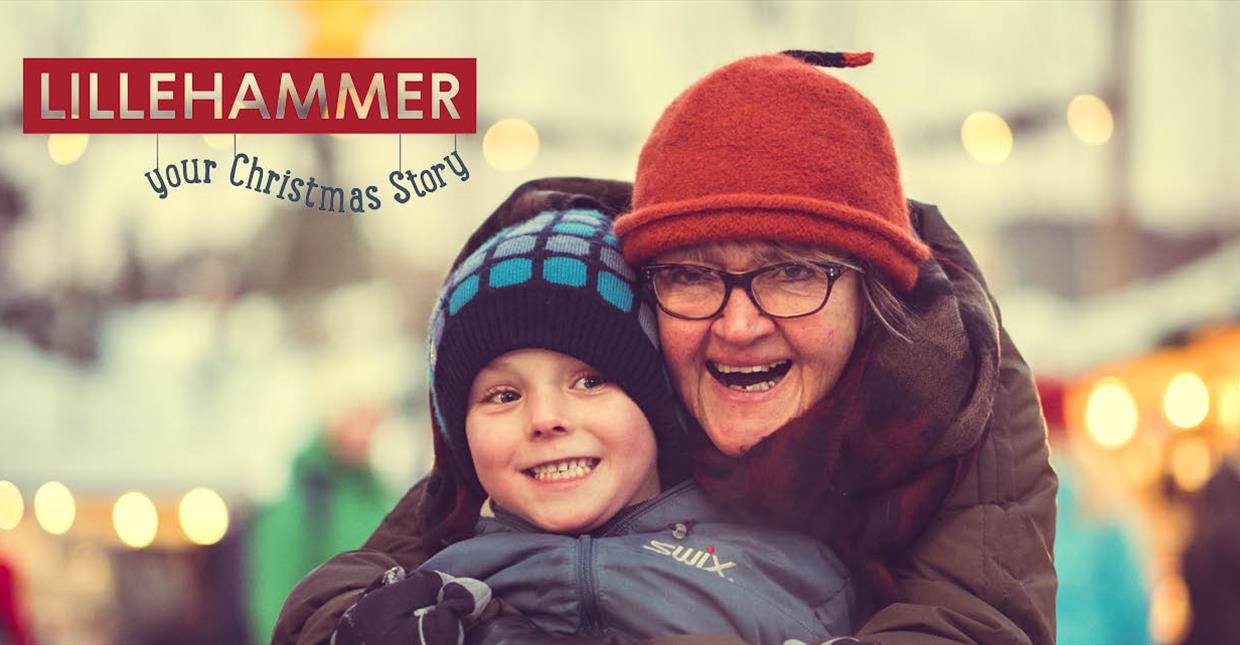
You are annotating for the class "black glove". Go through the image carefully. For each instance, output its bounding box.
[335,566,492,645]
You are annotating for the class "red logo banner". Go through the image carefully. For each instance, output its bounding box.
[24,58,476,134]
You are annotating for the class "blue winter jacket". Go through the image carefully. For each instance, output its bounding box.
[419,480,854,643]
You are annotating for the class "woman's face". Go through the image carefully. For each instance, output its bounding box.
[654,242,863,456]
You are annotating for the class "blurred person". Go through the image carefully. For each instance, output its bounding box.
[278,48,1055,645]
[0,553,33,645]
[1051,449,1151,644]
[321,211,853,645]
[246,405,398,644]
[1182,452,1240,644]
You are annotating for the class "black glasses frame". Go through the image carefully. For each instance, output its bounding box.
[641,261,856,320]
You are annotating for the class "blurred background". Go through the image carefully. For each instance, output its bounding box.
[1,1,1238,644]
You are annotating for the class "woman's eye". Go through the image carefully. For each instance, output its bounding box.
[668,267,709,284]
[572,374,608,390]
[773,264,813,281]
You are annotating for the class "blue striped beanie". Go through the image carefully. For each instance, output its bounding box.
[427,209,673,492]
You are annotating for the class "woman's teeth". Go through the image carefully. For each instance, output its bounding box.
[713,361,787,374]
[708,360,791,391]
[528,458,598,481]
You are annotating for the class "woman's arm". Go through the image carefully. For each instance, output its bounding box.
[272,480,432,645]
[853,326,1057,645]
[847,204,1057,645]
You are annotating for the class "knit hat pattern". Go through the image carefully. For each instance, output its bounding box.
[427,209,668,488]
[615,52,930,293]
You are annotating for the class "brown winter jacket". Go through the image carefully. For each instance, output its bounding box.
[272,178,1056,645]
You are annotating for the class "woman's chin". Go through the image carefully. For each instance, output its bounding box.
[700,381,794,455]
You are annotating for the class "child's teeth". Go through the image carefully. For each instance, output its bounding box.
[531,458,596,480]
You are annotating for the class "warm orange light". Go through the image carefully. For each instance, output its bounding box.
[34,481,75,535]
[961,111,1012,164]
[1085,378,1139,448]
[1150,574,1190,644]
[1120,436,1162,487]
[1170,437,1213,492]
[1164,371,1210,430]
[113,492,158,548]
[0,481,23,530]
[483,119,539,172]
[179,488,230,546]
[1217,380,1240,440]
[1067,94,1114,145]
[48,134,90,165]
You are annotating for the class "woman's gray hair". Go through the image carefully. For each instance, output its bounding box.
[765,242,914,343]
[672,240,915,343]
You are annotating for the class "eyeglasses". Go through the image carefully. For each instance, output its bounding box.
[641,261,857,320]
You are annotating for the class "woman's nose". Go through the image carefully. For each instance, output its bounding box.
[711,285,776,344]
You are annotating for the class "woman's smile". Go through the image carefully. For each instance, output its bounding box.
[706,359,792,392]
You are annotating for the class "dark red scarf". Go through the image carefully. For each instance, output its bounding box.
[691,248,1001,607]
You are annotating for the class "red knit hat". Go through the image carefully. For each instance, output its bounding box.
[615,51,929,293]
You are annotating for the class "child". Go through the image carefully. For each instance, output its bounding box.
[332,209,853,645]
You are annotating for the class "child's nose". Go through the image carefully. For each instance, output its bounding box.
[527,393,570,439]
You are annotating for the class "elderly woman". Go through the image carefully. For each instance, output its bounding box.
[275,52,1055,645]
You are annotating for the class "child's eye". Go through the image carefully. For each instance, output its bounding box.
[572,374,609,390]
[482,388,520,404]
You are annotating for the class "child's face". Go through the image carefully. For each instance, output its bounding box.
[466,348,661,534]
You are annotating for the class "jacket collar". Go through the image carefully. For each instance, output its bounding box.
[476,481,723,538]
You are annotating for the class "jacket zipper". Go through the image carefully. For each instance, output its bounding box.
[576,535,600,633]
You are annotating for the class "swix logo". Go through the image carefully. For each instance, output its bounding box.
[642,540,736,582]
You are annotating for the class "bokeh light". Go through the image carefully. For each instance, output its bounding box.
[1170,437,1213,492]
[113,491,159,549]
[1120,435,1162,488]
[1164,371,1210,430]
[33,481,76,535]
[1150,574,1190,644]
[0,481,23,530]
[483,118,539,172]
[1066,94,1114,145]
[202,133,242,149]
[1085,378,1139,449]
[1217,379,1240,441]
[179,488,230,546]
[960,111,1012,164]
[47,133,90,165]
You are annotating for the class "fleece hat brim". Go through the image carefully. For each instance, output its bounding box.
[616,52,930,293]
